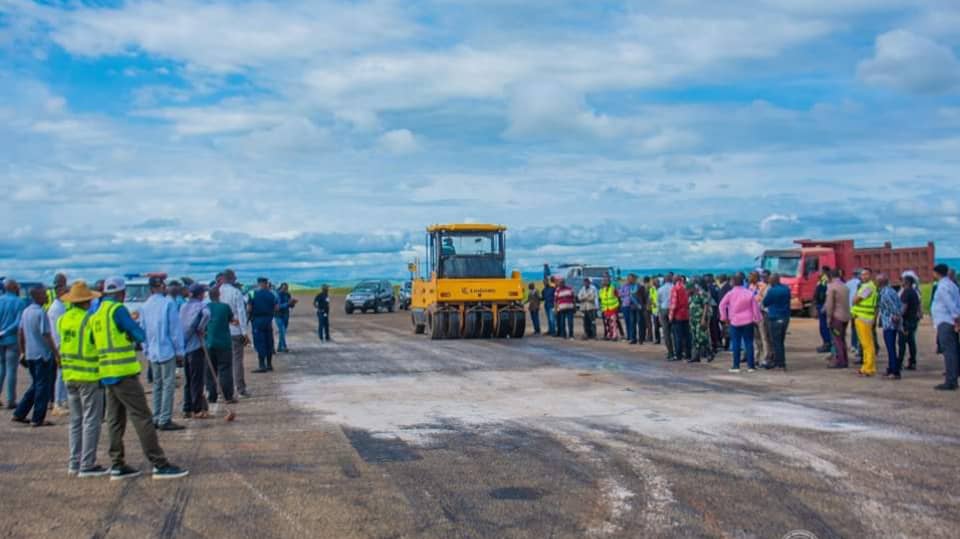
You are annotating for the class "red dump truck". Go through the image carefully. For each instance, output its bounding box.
[759,239,936,315]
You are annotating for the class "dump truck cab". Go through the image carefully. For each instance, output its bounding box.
[760,247,836,315]
[411,224,525,339]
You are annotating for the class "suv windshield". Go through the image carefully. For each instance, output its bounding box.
[761,256,801,276]
[353,282,379,292]
[125,284,150,303]
[584,268,611,279]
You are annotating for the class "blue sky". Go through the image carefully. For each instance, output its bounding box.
[1,0,959,283]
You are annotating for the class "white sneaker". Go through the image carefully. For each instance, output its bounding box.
[728,368,740,373]
[747,368,756,373]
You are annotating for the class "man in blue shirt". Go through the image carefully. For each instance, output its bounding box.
[657,275,675,360]
[12,285,60,426]
[139,276,186,431]
[762,273,792,370]
[931,264,960,390]
[249,277,278,373]
[0,279,25,408]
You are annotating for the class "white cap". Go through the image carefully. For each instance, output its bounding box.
[103,277,126,294]
[902,270,919,282]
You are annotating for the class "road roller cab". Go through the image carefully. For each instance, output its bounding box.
[410,224,526,339]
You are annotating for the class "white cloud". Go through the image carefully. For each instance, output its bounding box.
[134,106,289,135]
[379,129,419,154]
[857,30,960,94]
[42,0,415,73]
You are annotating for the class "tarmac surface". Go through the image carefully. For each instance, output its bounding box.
[2,294,960,538]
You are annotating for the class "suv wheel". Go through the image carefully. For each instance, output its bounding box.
[345,304,354,315]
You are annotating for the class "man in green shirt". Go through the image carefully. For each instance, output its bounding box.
[203,287,236,404]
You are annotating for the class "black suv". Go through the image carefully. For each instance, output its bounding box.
[345,280,395,314]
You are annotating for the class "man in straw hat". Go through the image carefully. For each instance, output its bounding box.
[58,280,110,477]
[91,277,189,480]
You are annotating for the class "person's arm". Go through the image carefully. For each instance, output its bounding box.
[0,302,22,338]
[314,294,321,309]
[718,293,729,323]
[41,314,60,364]
[824,288,835,325]
[168,301,185,358]
[18,323,26,360]
[114,305,146,343]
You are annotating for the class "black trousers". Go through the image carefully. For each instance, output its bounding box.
[182,349,207,413]
[672,320,691,359]
[582,310,597,339]
[205,346,235,403]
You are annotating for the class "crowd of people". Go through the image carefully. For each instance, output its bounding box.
[0,268,301,480]
[525,263,960,389]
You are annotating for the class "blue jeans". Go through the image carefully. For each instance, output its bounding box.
[55,368,67,406]
[729,324,756,369]
[621,307,636,342]
[529,308,541,334]
[317,312,330,341]
[883,328,900,375]
[14,359,55,424]
[817,306,832,347]
[252,317,274,368]
[0,344,18,406]
[150,359,177,426]
[276,315,289,351]
[545,304,557,335]
[557,310,574,338]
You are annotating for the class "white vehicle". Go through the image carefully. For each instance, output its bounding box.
[122,272,164,317]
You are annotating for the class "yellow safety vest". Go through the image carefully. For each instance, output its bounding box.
[599,286,619,311]
[91,301,140,379]
[57,307,100,383]
[851,281,878,321]
[649,287,659,314]
[43,288,55,312]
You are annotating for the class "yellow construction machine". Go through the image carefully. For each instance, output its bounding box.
[410,224,525,339]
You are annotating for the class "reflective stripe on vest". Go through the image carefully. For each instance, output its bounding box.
[57,307,100,383]
[599,286,619,311]
[91,301,140,378]
[851,282,878,320]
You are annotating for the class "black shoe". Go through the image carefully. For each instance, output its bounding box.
[935,383,958,391]
[78,465,110,478]
[158,422,186,431]
[153,464,190,479]
[686,358,701,363]
[906,364,916,371]
[629,340,638,345]
[252,369,267,374]
[11,415,29,424]
[816,345,831,353]
[110,465,142,480]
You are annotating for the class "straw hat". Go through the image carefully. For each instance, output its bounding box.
[61,280,102,303]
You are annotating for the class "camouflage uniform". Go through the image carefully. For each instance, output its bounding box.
[689,286,713,360]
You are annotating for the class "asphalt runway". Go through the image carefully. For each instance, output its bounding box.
[1,295,959,538]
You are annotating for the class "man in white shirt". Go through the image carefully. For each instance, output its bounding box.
[219,269,250,398]
[47,284,69,415]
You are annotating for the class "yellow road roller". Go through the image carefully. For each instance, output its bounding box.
[410,224,526,339]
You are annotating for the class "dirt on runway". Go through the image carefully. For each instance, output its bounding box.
[2,294,959,538]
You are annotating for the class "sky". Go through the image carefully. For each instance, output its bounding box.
[1,0,959,283]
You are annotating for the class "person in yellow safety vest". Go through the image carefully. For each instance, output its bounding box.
[57,280,110,477]
[648,278,661,344]
[90,276,189,480]
[851,267,879,377]
[599,276,620,341]
[43,273,68,312]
